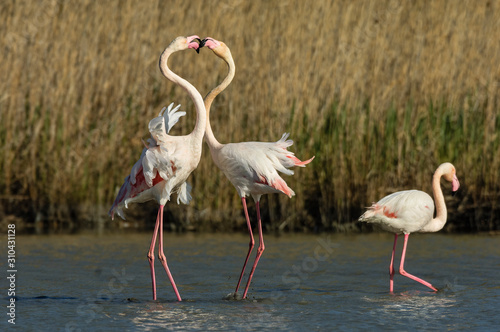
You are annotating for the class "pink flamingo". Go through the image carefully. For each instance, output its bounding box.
[359,162,460,292]
[109,36,206,302]
[202,37,315,299]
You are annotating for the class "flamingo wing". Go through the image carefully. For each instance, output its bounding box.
[108,156,166,220]
[161,103,186,133]
[216,133,313,198]
[149,103,185,145]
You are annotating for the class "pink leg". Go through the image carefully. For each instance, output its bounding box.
[157,205,182,301]
[242,200,265,299]
[235,197,255,295]
[399,233,438,292]
[389,234,398,293]
[147,207,162,300]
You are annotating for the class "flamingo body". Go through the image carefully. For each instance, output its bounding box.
[360,190,434,234]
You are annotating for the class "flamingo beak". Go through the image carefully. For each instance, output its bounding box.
[451,174,460,196]
[194,38,204,54]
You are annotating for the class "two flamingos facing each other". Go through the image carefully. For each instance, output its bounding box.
[201,37,314,299]
[359,162,460,292]
[109,35,314,302]
[109,35,206,302]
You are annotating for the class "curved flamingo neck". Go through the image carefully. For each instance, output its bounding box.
[424,168,448,232]
[159,46,206,144]
[204,48,235,150]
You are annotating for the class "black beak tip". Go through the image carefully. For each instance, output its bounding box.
[452,190,457,197]
[193,38,205,53]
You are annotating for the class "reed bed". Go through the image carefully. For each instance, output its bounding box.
[1,0,499,233]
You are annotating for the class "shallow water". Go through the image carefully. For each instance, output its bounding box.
[2,232,499,331]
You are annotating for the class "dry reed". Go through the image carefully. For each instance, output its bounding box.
[1,0,499,232]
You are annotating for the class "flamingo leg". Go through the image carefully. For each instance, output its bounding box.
[157,205,183,301]
[147,206,162,300]
[389,234,398,293]
[399,233,438,292]
[242,200,265,299]
[235,197,255,296]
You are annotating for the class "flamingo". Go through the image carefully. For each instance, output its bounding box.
[359,162,460,292]
[109,35,206,302]
[201,37,314,299]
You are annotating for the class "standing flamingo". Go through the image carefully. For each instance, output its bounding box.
[201,37,314,299]
[359,162,460,292]
[109,35,206,302]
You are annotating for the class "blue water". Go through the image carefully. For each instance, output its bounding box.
[2,232,499,331]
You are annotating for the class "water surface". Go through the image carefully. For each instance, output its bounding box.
[3,232,499,331]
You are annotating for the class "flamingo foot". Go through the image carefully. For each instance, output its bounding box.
[235,197,255,295]
[158,254,183,301]
[148,254,157,301]
[158,205,182,301]
[400,269,438,292]
[389,234,398,293]
[148,206,162,300]
[223,292,243,301]
[242,201,265,299]
[399,233,438,292]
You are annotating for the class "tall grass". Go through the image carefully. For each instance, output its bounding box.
[1,0,499,232]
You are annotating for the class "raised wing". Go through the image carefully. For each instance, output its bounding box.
[161,103,186,133]
[149,103,185,145]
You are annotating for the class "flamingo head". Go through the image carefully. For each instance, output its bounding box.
[168,35,201,53]
[186,35,202,53]
[201,37,226,54]
[202,37,221,49]
[201,37,233,62]
[439,162,460,195]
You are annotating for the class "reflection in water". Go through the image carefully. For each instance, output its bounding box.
[130,299,289,331]
[364,292,458,323]
[363,291,463,329]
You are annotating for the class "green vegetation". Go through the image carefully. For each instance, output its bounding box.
[1,0,499,233]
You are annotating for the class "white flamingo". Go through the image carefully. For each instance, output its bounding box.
[109,36,206,301]
[202,37,314,299]
[359,162,460,292]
